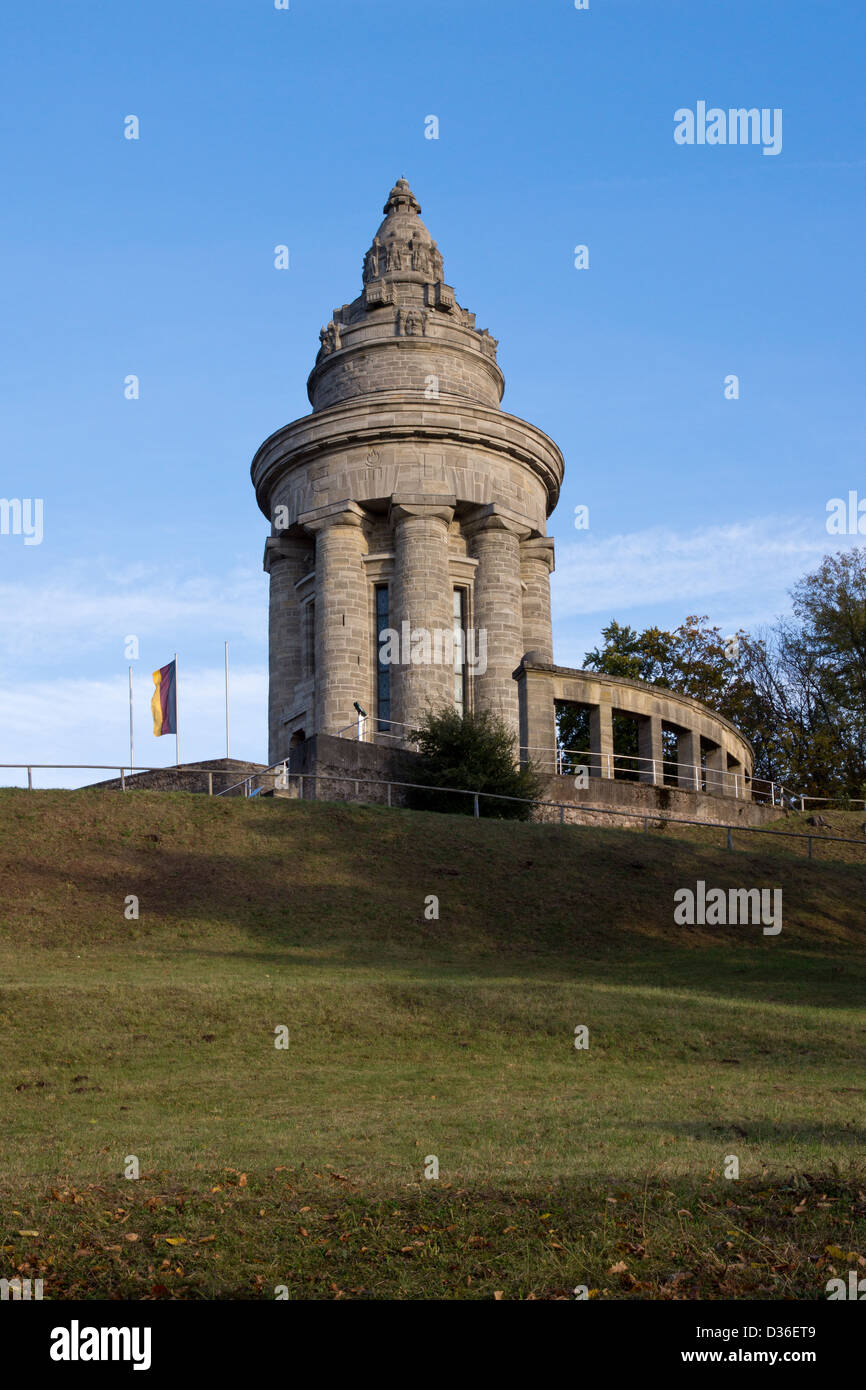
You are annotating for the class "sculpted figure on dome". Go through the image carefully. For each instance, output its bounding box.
[364,239,382,281]
[319,319,342,354]
[410,239,431,276]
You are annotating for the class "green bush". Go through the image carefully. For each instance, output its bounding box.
[409,708,544,819]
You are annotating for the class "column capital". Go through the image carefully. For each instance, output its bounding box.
[520,535,555,572]
[463,503,532,540]
[389,493,456,527]
[263,533,311,573]
[297,499,366,534]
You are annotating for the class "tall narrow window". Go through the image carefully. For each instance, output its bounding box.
[375,585,391,734]
[453,588,467,716]
[302,599,315,679]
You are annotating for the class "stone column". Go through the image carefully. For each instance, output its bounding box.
[515,662,558,772]
[638,713,663,785]
[298,501,369,737]
[705,744,726,796]
[589,700,614,779]
[464,507,530,740]
[389,494,456,735]
[264,533,313,765]
[677,728,701,790]
[520,537,555,663]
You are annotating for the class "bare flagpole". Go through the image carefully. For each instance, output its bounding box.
[128,666,135,771]
[174,651,180,766]
[225,639,232,761]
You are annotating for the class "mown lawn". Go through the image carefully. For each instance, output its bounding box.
[1,790,864,1299]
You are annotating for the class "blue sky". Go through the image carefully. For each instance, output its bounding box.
[1,0,864,784]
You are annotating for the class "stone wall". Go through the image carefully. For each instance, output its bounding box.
[534,775,781,830]
[90,758,268,796]
[284,733,419,806]
[278,736,779,831]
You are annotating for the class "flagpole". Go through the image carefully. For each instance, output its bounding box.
[128,666,135,771]
[225,639,232,761]
[174,651,179,766]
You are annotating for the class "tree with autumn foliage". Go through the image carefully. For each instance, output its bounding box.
[556,549,866,803]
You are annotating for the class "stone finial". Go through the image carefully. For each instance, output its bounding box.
[362,178,445,290]
[383,178,421,216]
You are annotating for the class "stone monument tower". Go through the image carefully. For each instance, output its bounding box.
[251,178,564,766]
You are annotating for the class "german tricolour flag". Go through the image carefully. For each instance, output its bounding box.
[151,659,177,737]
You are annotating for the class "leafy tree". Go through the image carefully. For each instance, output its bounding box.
[559,616,748,761]
[740,550,866,798]
[557,615,773,782]
[554,553,866,801]
[410,708,544,819]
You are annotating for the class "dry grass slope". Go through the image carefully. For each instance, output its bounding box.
[1,789,864,1300]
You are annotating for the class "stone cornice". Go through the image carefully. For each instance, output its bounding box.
[297,498,367,533]
[251,397,565,518]
[389,493,456,527]
[462,502,532,540]
[520,536,556,572]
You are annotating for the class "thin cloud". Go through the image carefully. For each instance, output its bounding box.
[0,561,266,663]
[552,517,844,620]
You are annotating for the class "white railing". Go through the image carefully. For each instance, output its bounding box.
[0,764,254,794]
[215,760,289,798]
[217,766,866,860]
[330,716,418,747]
[796,793,866,811]
[4,761,864,859]
[1,756,841,814]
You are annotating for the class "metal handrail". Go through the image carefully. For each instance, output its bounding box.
[524,744,795,807]
[2,762,861,857]
[0,763,266,793]
[331,716,418,743]
[215,760,288,798]
[262,768,866,855]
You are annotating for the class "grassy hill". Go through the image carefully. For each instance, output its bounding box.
[1,788,865,1300]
